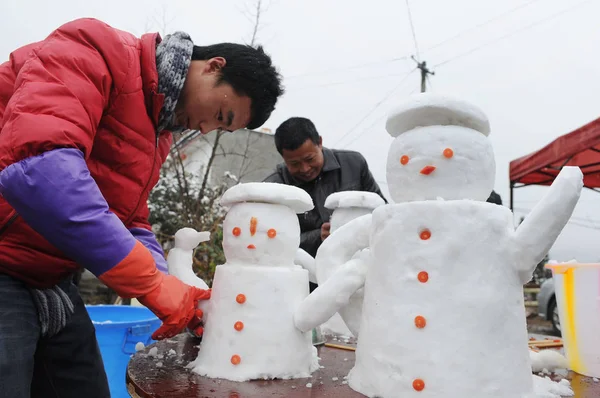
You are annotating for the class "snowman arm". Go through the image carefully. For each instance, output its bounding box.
[513,166,583,282]
[294,257,367,332]
[294,248,317,284]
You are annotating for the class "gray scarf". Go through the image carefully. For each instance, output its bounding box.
[155,32,194,133]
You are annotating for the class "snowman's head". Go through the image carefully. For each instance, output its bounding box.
[385,94,495,202]
[325,191,385,233]
[220,183,314,266]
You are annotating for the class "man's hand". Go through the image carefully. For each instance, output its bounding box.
[137,275,211,340]
[321,222,331,241]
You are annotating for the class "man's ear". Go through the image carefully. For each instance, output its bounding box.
[204,57,227,74]
[318,136,323,147]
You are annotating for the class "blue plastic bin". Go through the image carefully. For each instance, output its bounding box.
[86,305,161,398]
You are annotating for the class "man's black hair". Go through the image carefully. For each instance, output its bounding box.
[192,44,284,129]
[274,117,320,154]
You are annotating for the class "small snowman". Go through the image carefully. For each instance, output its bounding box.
[295,94,583,398]
[317,191,385,337]
[181,182,319,382]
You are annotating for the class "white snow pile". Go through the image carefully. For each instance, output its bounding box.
[530,350,568,373]
[530,375,573,397]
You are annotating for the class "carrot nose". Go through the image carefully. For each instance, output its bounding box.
[247,244,256,250]
[420,165,436,175]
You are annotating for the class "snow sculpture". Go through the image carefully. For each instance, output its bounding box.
[170,182,319,381]
[294,93,582,397]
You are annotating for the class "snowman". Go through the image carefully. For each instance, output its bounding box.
[177,182,319,382]
[317,191,385,337]
[294,94,583,398]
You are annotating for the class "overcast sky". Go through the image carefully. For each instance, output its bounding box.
[2,0,599,262]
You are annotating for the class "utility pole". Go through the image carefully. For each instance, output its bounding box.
[411,55,435,92]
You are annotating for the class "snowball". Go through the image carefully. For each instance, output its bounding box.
[134,342,145,352]
[305,383,312,388]
[148,347,158,358]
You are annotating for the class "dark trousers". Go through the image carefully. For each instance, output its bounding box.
[0,274,110,397]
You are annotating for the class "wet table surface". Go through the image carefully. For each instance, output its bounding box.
[127,333,600,398]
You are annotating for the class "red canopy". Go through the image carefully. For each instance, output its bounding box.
[510,117,600,188]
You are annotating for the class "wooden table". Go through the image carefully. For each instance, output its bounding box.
[127,334,600,397]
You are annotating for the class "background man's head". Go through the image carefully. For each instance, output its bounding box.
[176,43,284,135]
[275,117,324,182]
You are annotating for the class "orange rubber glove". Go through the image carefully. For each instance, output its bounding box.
[138,275,211,340]
[99,241,211,340]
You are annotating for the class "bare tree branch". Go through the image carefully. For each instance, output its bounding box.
[249,0,263,46]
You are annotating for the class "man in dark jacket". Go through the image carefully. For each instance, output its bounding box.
[264,117,385,289]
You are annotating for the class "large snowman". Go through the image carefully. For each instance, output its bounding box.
[295,94,583,397]
[173,182,319,382]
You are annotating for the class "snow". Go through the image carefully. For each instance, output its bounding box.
[147,347,158,358]
[324,191,385,211]
[296,94,582,398]
[385,93,491,138]
[134,342,145,352]
[220,182,314,213]
[530,350,568,373]
[530,375,574,397]
[305,383,312,388]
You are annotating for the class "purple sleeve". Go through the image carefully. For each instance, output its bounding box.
[0,148,137,276]
[130,227,168,274]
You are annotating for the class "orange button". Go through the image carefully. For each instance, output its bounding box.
[236,294,246,304]
[232,227,241,236]
[267,228,277,238]
[420,229,431,240]
[443,148,454,158]
[413,378,425,391]
[234,321,244,331]
[400,155,410,165]
[415,316,426,329]
[231,355,241,365]
[418,272,429,283]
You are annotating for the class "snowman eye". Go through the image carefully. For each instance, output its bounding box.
[232,227,241,236]
[267,228,277,239]
[400,155,410,165]
[443,148,454,158]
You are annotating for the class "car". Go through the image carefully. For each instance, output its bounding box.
[537,278,561,336]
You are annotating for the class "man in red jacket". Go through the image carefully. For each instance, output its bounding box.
[0,18,283,397]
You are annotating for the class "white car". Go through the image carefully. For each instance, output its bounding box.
[537,278,561,336]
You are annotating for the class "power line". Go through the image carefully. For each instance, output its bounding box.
[288,71,415,92]
[285,56,410,80]
[334,68,416,147]
[341,86,419,149]
[434,0,594,68]
[405,0,420,59]
[423,0,543,54]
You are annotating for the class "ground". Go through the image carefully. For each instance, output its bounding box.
[526,311,560,337]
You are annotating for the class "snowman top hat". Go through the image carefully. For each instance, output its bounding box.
[325,191,385,210]
[385,93,491,138]
[220,182,314,214]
